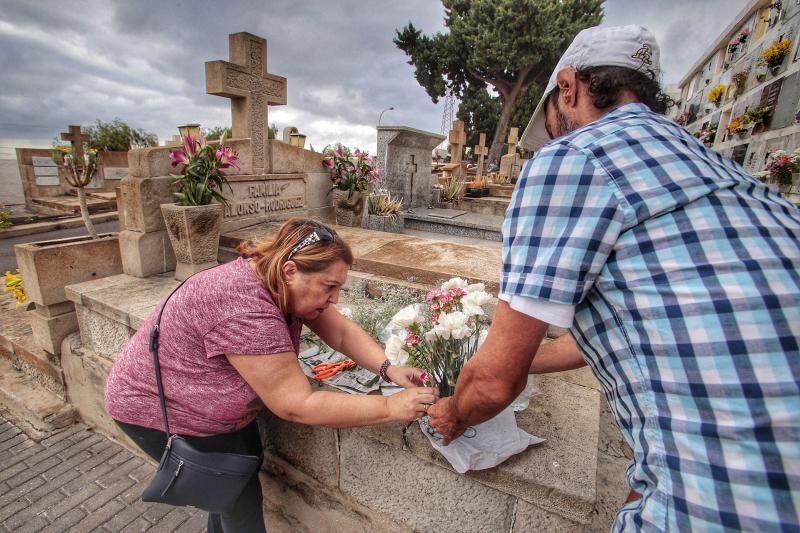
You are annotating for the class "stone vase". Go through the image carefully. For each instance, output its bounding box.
[365,213,404,233]
[333,190,366,227]
[430,187,442,206]
[14,233,122,357]
[161,203,224,281]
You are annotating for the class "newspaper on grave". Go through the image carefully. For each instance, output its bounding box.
[298,345,382,394]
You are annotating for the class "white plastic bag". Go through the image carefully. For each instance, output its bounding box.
[417,407,544,474]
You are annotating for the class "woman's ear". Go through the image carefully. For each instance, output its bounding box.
[281,260,297,284]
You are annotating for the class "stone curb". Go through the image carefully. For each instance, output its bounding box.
[0,212,119,240]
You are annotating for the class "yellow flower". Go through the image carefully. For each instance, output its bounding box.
[707,84,726,105]
[759,39,792,66]
[4,270,27,305]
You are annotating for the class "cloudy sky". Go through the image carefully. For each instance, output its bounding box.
[0,0,750,154]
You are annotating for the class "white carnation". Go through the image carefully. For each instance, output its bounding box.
[424,329,439,343]
[466,282,485,294]
[384,335,409,366]
[394,304,421,327]
[438,311,471,340]
[462,290,492,308]
[462,303,485,317]
[441,277,468,291]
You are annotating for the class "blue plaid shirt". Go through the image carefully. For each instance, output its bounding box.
[502,103,800,531]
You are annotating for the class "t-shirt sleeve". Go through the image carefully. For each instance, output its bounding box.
[203,311,295,358]
[500,143,625,306]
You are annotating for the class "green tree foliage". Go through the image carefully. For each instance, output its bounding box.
[85,118,158,152]
[457,82,542,155]
[395,0,603,162]
[205,123,276,141]
[205,126,232,141]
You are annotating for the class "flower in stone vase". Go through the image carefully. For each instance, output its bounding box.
[385,278,494,396]
[169,130,239,206]
[322,143,380,194]
[758,149,800,186]
[707,84,726,107]
[758,39,792,70]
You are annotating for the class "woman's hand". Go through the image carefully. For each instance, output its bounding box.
[387,387,439,422]
[386,365,431,388]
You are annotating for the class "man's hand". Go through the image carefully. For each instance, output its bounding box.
[427,396,467,445]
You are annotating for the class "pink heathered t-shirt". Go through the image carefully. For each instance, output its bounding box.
[105,257,301,436]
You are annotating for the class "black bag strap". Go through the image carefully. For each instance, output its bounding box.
[148,278,190,437]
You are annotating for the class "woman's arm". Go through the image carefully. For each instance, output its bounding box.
[529,333,586,374]
[305,306,425,387]
[227,352,437,428]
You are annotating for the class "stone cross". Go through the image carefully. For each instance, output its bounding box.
[206,32,287,174]
[404,154,419,205]
[474,132,489,180]
[506,127,519,155]
[448,120,467,164]
[60,125,89,162]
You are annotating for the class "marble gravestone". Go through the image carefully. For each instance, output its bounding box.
[376,126,445,208]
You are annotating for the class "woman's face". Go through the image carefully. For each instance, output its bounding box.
[285,259,348,320]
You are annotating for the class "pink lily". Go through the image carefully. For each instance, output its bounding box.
[216,145,241,171]
[181,135,198,157]
[169,148,189,167]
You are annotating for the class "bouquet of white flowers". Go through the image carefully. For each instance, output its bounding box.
[383,277,493,396]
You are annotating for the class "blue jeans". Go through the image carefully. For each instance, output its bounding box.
[115,419,266,533]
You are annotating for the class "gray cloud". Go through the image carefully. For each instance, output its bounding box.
[0,0,748,152]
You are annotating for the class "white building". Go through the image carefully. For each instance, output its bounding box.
[675,0,800,175]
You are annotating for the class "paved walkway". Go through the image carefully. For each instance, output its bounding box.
[0,413,206,532]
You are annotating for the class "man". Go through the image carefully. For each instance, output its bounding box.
[428,25,800,531]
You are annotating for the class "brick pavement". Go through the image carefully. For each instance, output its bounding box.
[0,414,206,532]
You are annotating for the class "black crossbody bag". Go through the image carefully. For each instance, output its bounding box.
[141,279,261,514]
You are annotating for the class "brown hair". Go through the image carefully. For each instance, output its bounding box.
[575,66,674,115]
[236,218,353,315]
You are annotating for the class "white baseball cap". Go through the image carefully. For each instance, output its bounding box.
[519,24,661,153]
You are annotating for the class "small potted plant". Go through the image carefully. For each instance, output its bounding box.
[727,28,750,57]
[759,38,792,75]
[731,70,749,97]
[163,130,239,280]
[322,144,380,227]
[366,190,404,233]
[438,177,464,209]
[755,149,800,194]
[744,105,773,133]
[707,84,726,107]
[697,122,718,147]
[727,115,752,139]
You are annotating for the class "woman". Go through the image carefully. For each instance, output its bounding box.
[105,218,437,532]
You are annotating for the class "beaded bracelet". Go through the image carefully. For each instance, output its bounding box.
[379,359,392,383]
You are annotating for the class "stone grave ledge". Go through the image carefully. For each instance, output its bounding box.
[63,273,602,529]
[260,374,601,529]
[221,221,504,292]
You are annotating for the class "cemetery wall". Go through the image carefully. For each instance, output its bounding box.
[0,146,25,205]
[676,0,800,174]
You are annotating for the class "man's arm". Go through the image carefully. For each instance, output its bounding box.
[428,300,549,443]
[529,333,586,374]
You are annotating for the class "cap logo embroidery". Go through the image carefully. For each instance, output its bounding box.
[631,43,653,66]
[632,43,657,79]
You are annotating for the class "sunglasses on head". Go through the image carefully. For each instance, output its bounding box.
[286,223,337,261]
